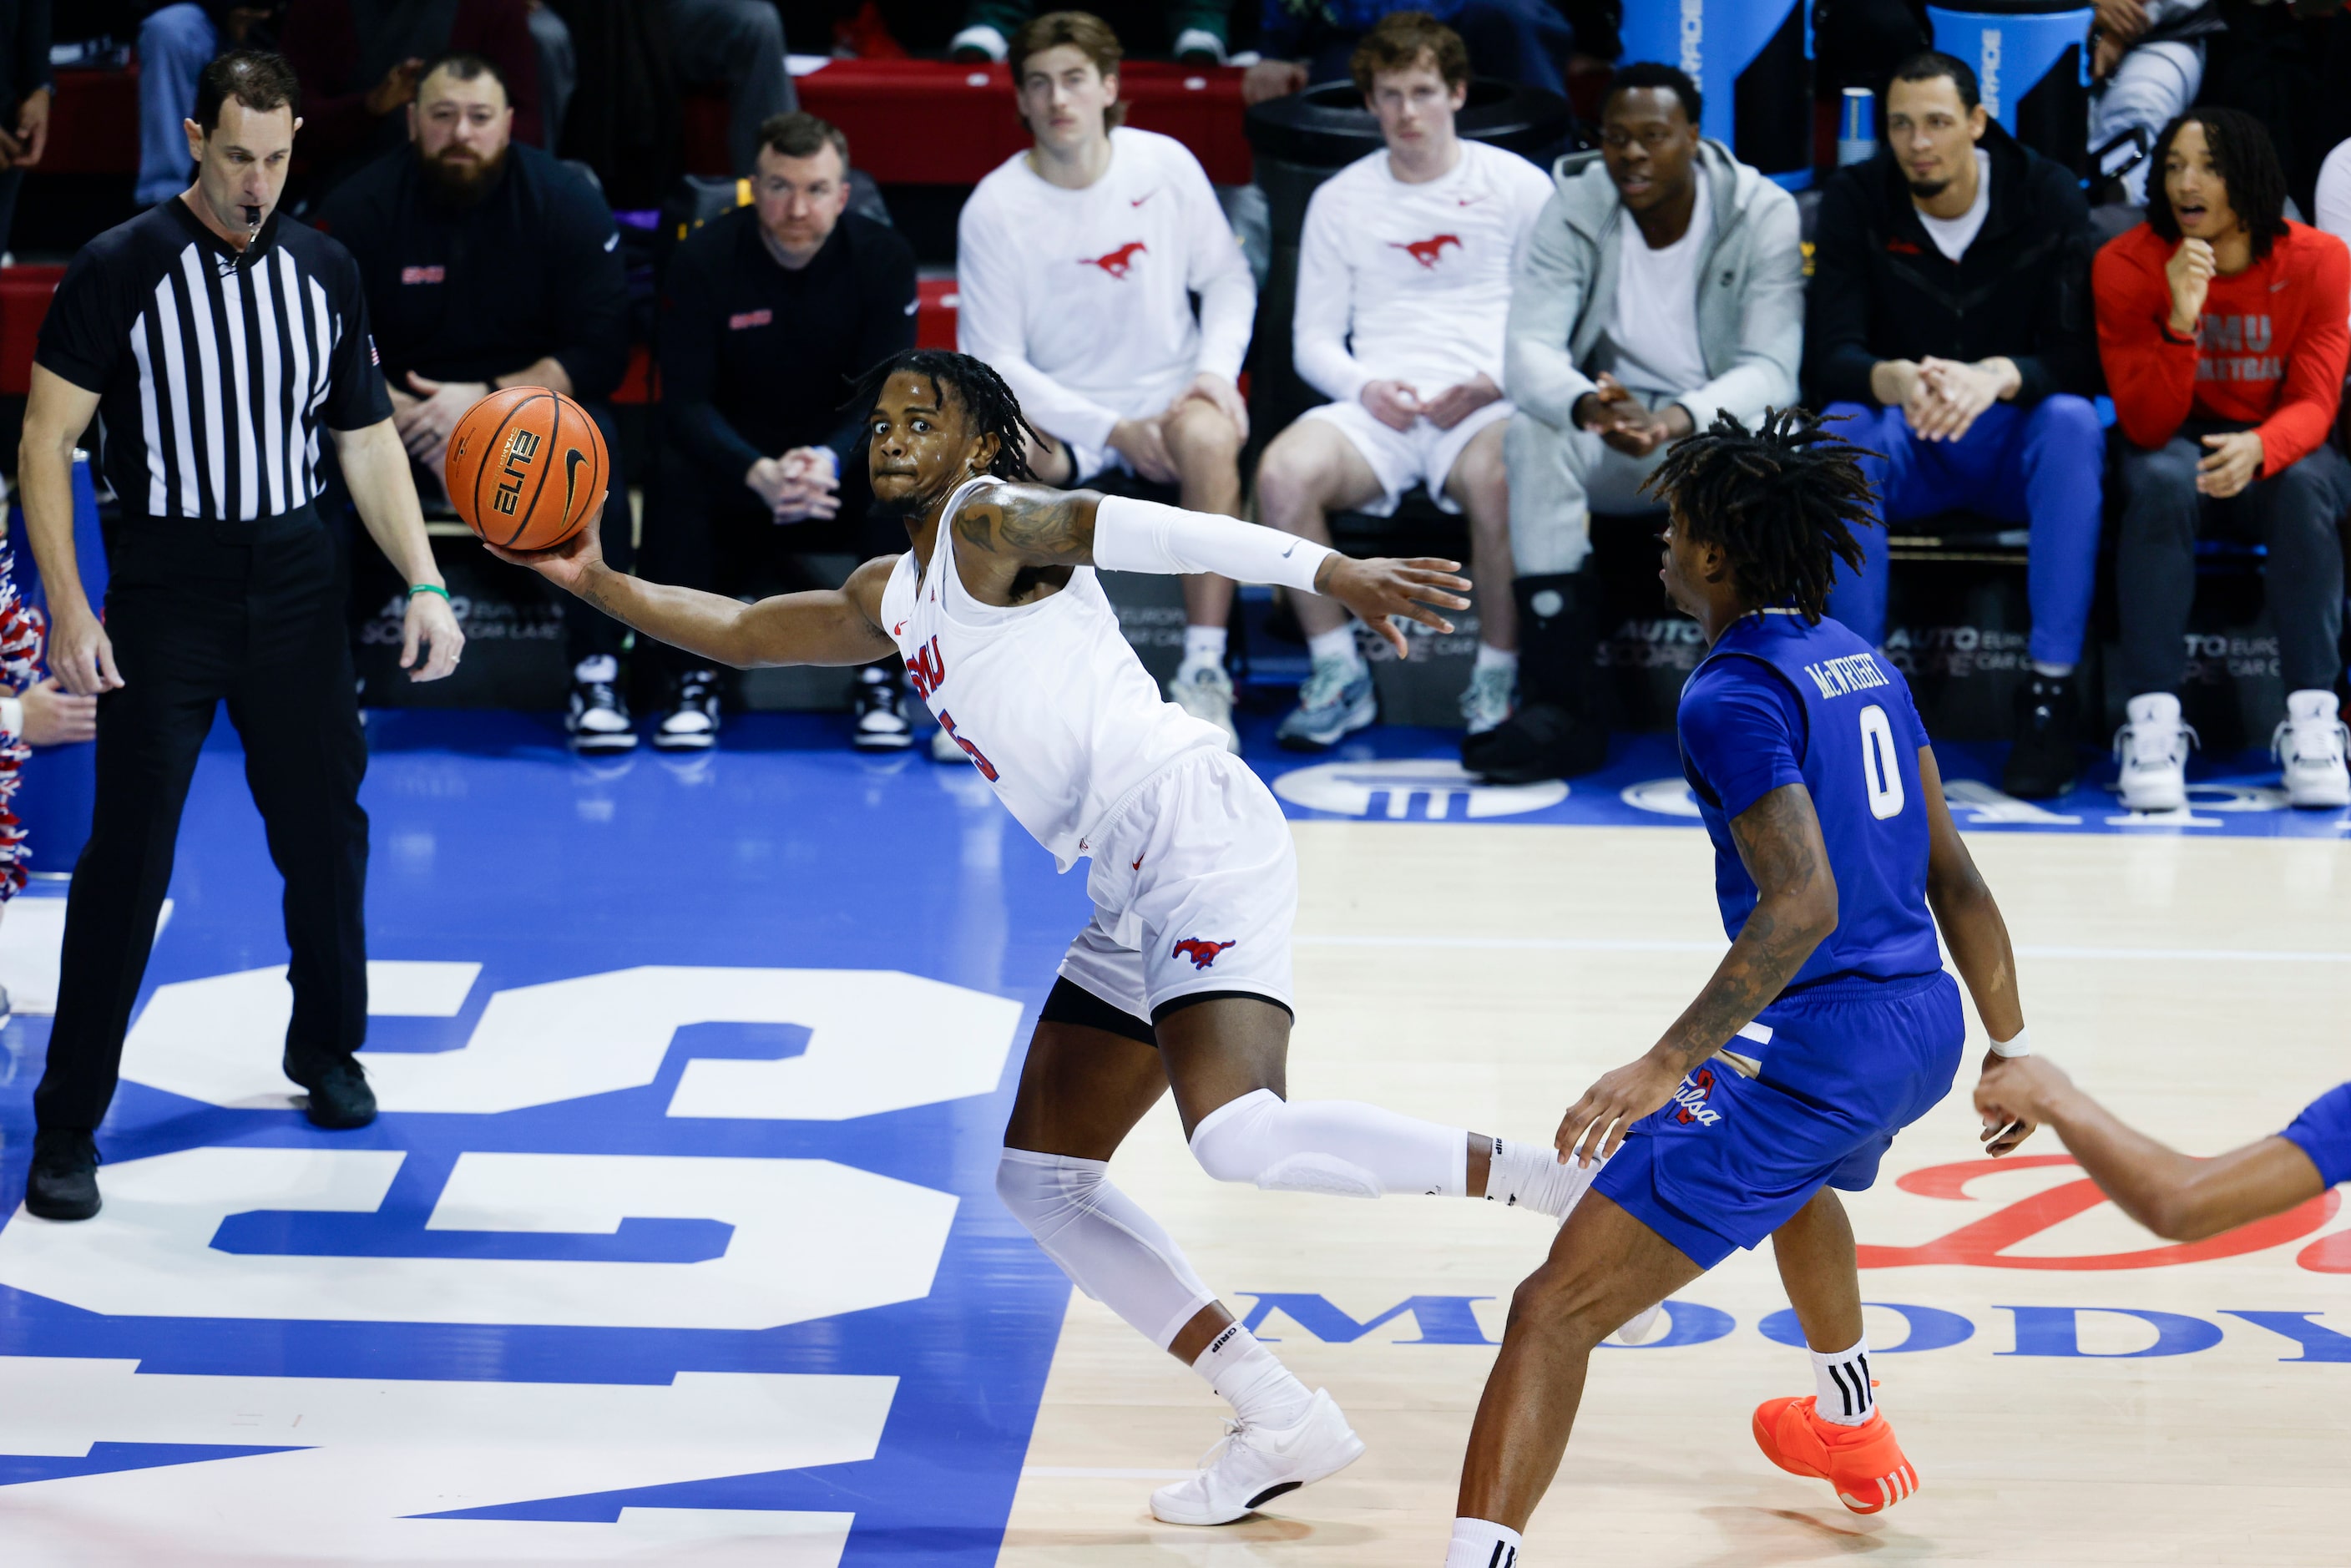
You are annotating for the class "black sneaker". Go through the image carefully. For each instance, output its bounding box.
[1462,702,1610,784]
[285,1051,377,1130]
[852,667,913,751]
[26,1129,101,1221]
[566,656,638,753]
[2003,674,2080,799]
[655,670,721,751]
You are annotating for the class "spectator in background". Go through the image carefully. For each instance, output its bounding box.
[1475,62,1802,786]
[2097,107,2351,811]
[1256,12,1550,751]
[952,0,1231,63]
[957,11,1257,749]
[137,3,286,208]
[0,0,48,253]
[2090,0,2222,205]
[280,0,540,190]
[661,0,796,179]
[1242,0,1617,105]
[314,53,631,751]
[651,111,917,751]
[1810,51,2104,801]
[2318,134,2351,249]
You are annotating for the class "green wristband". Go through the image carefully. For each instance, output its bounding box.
[409,584,451,601]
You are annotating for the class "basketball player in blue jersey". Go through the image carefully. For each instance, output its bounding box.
[1443,407,2045,1568]
[1974,1059,2351,1239]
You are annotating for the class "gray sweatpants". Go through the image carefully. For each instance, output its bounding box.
[1503,399,1674,577]
[2116,435,2351,697]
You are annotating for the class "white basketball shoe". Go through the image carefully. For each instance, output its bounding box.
[1150,1388,1366,1525]
[2274,689,2351,808]
[2113,691,2197,812]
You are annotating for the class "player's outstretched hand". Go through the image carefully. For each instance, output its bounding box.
[483,492,609,595]
[1973,1053,2060,1156]
[1317,555,1470,657]
[1556,1052,1682,1168]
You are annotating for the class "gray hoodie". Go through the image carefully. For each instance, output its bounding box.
[1504,137,1805,435]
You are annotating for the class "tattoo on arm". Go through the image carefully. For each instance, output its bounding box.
[1659,786,1835,1070]
[955,488,1094,565]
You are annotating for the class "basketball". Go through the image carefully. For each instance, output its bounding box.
[444,385,608,552]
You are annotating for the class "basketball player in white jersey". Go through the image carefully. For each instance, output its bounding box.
[497,347,1602,1525]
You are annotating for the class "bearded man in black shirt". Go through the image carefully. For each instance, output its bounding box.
[649,110,917,752]
[316,52,636,750]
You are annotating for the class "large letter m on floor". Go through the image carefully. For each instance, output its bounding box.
[1236,1293,1493,1345]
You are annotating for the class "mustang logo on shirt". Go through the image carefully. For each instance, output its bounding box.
[1081,241,1148,278]
[1389,234,1461,269]
[399,265,446,285]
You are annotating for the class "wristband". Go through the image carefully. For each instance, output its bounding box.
[409,584,451,601]
[0,696,22,743]
[1988,1028,2031,1060]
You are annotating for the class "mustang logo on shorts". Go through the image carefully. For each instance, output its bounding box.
[1389,233,1462,269]
[1082,241,1149,279]
[1671,1065,1722,1126]
[1170,938,1236,970]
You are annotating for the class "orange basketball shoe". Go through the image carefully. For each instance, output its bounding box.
[1751,1395,1919,1514]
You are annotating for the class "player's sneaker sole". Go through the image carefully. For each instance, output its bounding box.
[1149,1389,1366,1525]
[1751,1396,1919,1515]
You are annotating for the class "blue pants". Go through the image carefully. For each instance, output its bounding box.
[138,4,216,207]
[1595,972,1964,1270]
[1823,397,2105,670]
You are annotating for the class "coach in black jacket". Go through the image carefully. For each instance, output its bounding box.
[316,49,636,750]
[1806,50,2102,800]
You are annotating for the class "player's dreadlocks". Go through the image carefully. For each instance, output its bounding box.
[850,348,1040,483]
[1641,406,1880,624]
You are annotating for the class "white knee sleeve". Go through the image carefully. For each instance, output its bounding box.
[995,1149,1217,1350]
[1186,1088,1468,1200]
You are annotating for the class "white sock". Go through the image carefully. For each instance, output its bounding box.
[1193,1321,1312,1429]
[1446,1517,1523,1568]
[1307,625,1363,670]
[574,654,618,684]
[1811,1333,1875,1425]
[1484,1136,1594,1221]
[1181,625,1228,672]
[1474,643,1517,674]
[2030,660,2074,679]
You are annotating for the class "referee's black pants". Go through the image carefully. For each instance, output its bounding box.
[33,514,370,1134]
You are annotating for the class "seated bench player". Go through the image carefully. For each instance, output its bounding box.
[955,10,1258,748]
[1255,10,1552,752]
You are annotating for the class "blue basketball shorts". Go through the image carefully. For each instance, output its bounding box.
[1592,970,1966,1271]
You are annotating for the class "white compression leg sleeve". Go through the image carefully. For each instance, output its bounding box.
[996,1149,1220,1349]
[1187,1088,1469,1199]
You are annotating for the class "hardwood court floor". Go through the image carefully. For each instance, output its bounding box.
[1001,824,2351,1568]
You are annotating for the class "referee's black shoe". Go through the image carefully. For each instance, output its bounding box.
[285,1051,378,1130]
[26,1130,101,1222]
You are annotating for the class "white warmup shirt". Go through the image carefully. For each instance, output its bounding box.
[1292,139,1554,403]
[1915,149,1992,261]
[880,478,1228,872]
[956,128,1256,452]
[1608,165,1713,397]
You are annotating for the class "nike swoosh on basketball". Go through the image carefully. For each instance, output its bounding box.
[562,448,588,520]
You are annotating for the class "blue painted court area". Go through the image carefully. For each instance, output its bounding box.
[0,704,2337,1561]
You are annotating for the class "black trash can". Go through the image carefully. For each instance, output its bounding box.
[1928,1,2095,175]
[1241,78,1576,445]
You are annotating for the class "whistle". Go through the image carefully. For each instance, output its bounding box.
[243,205,263,235]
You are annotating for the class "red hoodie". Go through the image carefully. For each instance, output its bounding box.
[2094,220,2349,474]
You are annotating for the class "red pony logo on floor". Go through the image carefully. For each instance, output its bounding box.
[1082,241,1148,278]
[1171,938,1235,970]
[1390,234,1462,268]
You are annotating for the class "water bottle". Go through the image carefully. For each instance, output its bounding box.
[1838,88,1877,166]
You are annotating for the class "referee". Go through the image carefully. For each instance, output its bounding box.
[18,51,463,1222]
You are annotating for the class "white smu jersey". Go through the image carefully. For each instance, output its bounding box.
[879,478,1227,870]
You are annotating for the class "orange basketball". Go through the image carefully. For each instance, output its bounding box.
[445,385,608,551]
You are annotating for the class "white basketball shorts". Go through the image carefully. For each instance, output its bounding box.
[1299,396,1514,518]
[1059,746,1297,1024]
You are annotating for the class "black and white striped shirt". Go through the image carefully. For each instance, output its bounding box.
[37,198,391,525]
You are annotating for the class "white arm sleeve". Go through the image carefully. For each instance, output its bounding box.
[1178,154,1256,382]
[1092,495,1336,594]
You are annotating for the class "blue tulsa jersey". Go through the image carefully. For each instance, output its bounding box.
[1678,609,1944,989]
